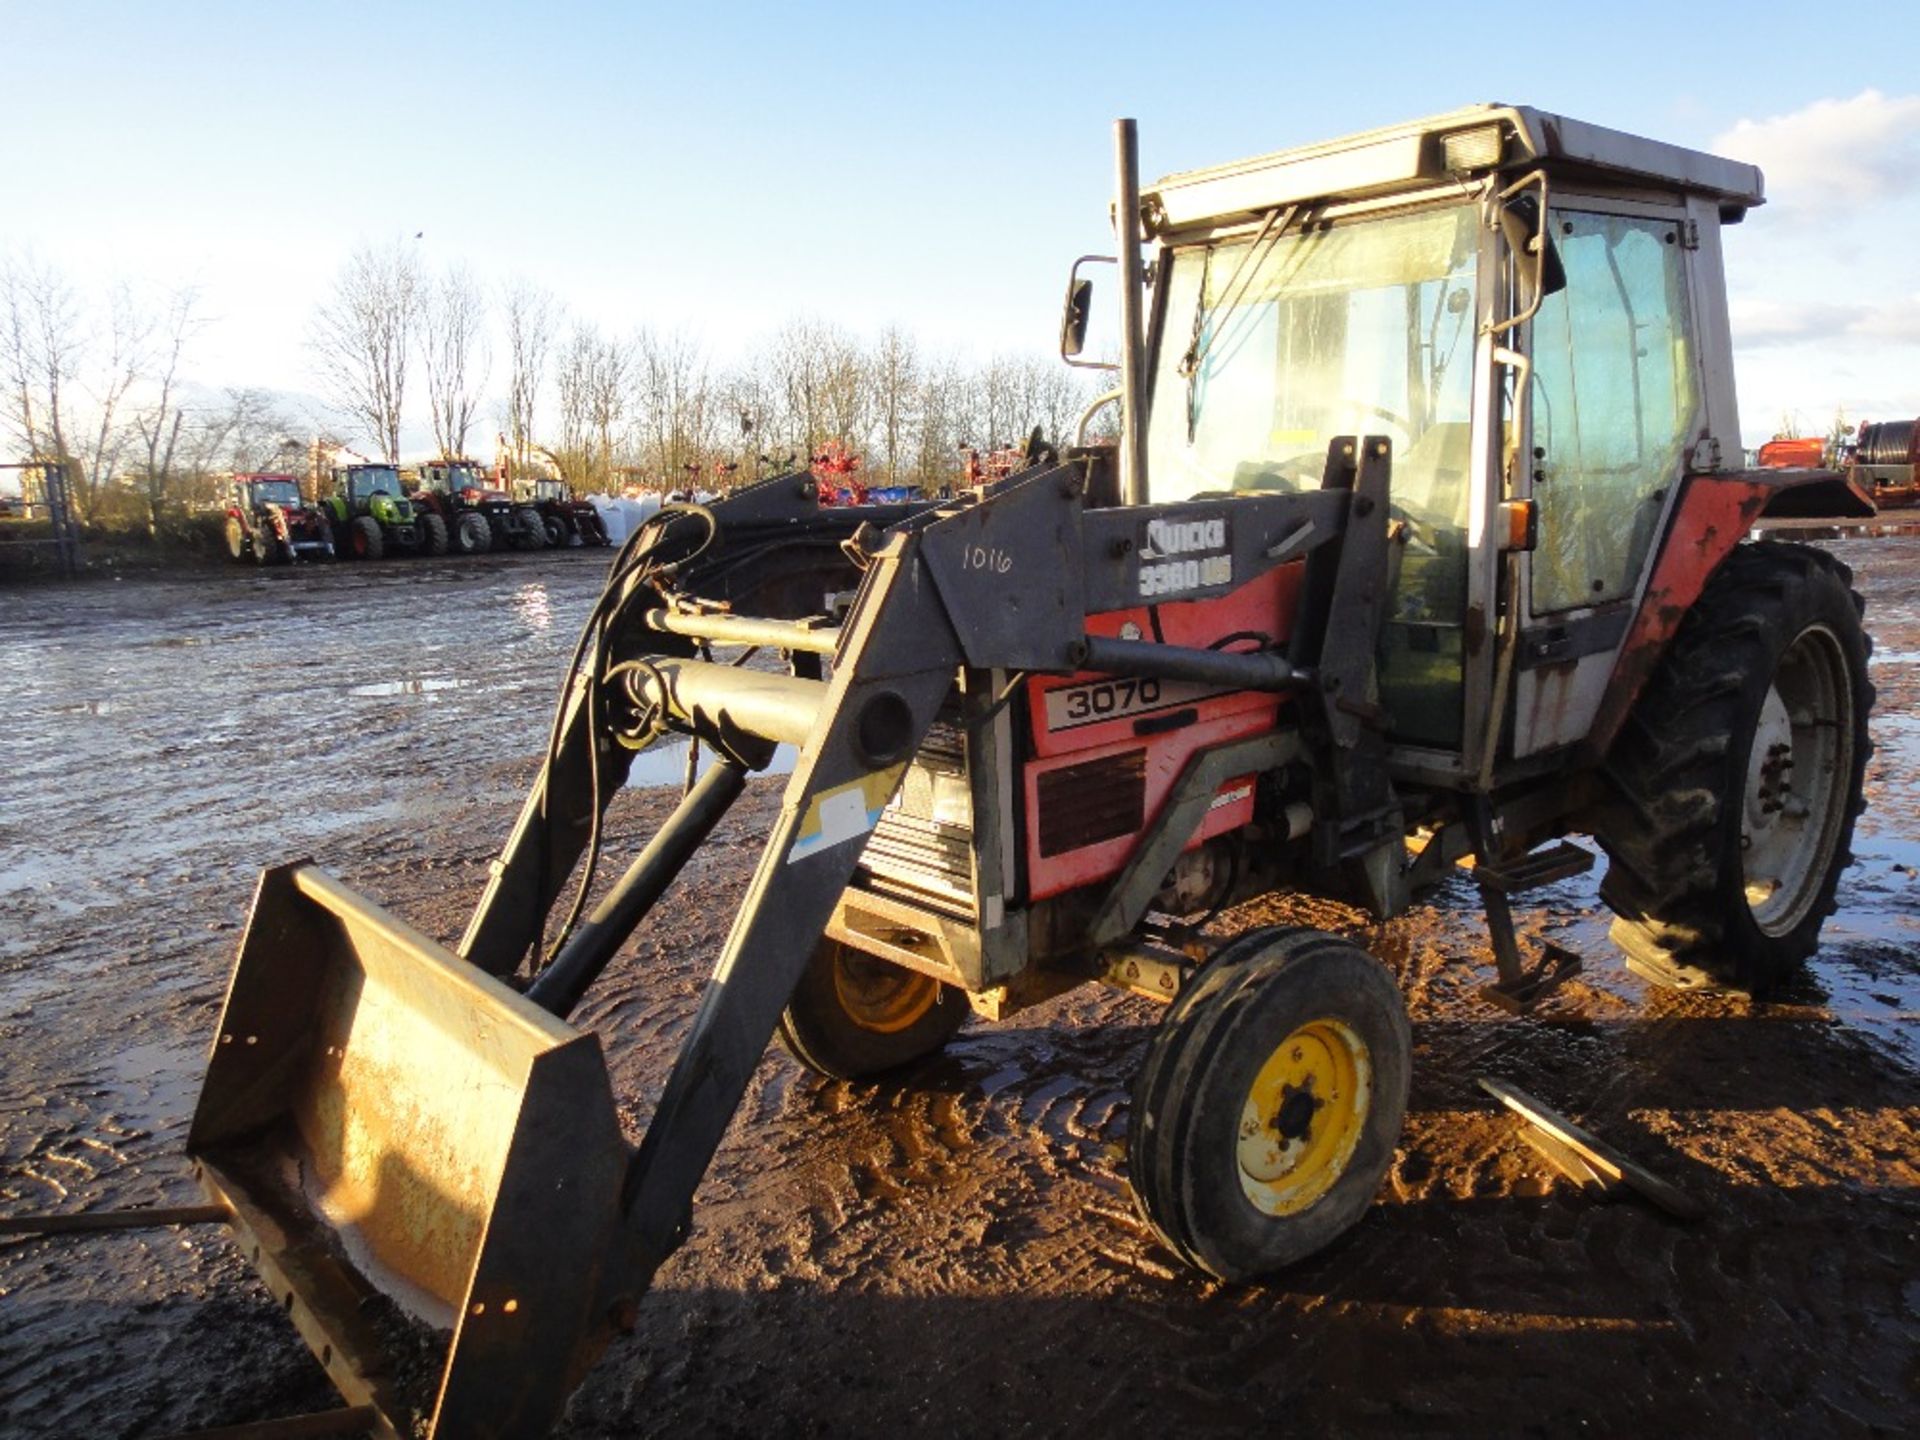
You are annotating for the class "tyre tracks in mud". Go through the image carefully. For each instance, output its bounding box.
[1,544,1916,1436]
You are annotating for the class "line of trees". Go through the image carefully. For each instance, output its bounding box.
[309,239,1111,495]
[2,254,304,528]
[3,238,1114,531]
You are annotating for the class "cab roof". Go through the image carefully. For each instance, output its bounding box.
[1142,104,1765,235]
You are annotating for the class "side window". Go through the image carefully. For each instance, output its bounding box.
[1529,211,1699,614]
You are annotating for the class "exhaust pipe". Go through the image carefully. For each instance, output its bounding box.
[1114,118,1149,506]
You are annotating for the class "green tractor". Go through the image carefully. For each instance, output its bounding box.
[322,463,446,560]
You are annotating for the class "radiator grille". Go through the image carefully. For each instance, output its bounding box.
[859,721,975,918]
[1036,749,1146,857]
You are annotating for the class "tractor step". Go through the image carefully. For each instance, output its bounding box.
[1472,840,1594,894]
[1477,937,1583,1015]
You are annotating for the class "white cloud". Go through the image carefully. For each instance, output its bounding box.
[1712,90,1920,210]
[1729,294,1920,350]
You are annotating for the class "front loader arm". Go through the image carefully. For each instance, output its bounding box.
[609,532,964,1285]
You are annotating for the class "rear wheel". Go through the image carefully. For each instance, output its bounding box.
[777,938,967,1080]
[350,515,383,560]
[1128,927,1410,1281]
[454,512,491,555]
[420,513,450,556]
[1596,542,1872,994]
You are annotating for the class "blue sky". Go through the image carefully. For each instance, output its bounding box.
[7,0,1919,446]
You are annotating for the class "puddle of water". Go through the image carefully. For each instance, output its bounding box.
[50,699,119,715]
[627,739,798,788]
[348,677,469,698]
[514,582,554,632]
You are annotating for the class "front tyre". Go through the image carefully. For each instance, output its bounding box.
[777,939,967,1080]
[224,517,249,562]
[1597,541,1872,994]
[516,507,548,549]
[349,515,384,560]
[454,511,491,555]
[1128,927,1410,1281]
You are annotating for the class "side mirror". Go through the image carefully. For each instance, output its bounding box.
[1060,278,1093,358]
[1498,192,1567,302]
[1059,255,1120,370]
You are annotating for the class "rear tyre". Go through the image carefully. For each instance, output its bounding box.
[777,938,967,1080]
[1596,541,1872,994]
[1128,927,1410,1281]
[421,513,450,556]
[454,512,491,555]
[225,517,248,561]
[350,515,384,560]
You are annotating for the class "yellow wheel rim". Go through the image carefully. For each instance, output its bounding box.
[1237,1018,1371,1216]
[831,949,940,1035]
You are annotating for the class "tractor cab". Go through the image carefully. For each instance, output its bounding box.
[238,474,304,510]
[419,458,502,501]
[339,463,406,506]
[1115,104,1790,784]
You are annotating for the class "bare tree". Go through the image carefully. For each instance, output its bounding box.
[174,388,301,507]
[552,322,630,490]
[633,329,716,489]
[308,240,420,463]
[501,276,556,473]
[1,253,82,504]
[869,325,920,486]
[132,286,202,532]
[767,317,867,463]
[422,266,489,458]
[65,281,149,524]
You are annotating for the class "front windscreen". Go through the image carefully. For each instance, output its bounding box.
[349,468,400,500]
[1146,202,1478,526]
[1146,203,1483,751]
[249,480,301,506]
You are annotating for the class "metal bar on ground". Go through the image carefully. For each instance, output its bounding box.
[0,1203,230,1237]
[1479,1076,1705,1220]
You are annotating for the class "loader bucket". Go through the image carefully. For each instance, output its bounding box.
[187,862,632,1439]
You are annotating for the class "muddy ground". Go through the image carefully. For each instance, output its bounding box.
[1,542,1914,1438]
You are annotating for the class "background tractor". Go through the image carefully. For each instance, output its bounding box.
[221,473,334,563]
[415,457,549,552]
[16,107,1878,1438]
[513,476,610,546]
[323,462,443,560]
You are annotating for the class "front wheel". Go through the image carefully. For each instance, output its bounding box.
[454,511,491,555]
[542,514,568,548]
[349,515,384,560]
[777,939,967,1080]
[1128,927,1410,1281]
[224,517,248,561]
[1596,542,1872,994]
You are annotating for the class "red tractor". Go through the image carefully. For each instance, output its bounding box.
[412,458,546,553]
[221,473,334,564]
[513,478,611,546]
